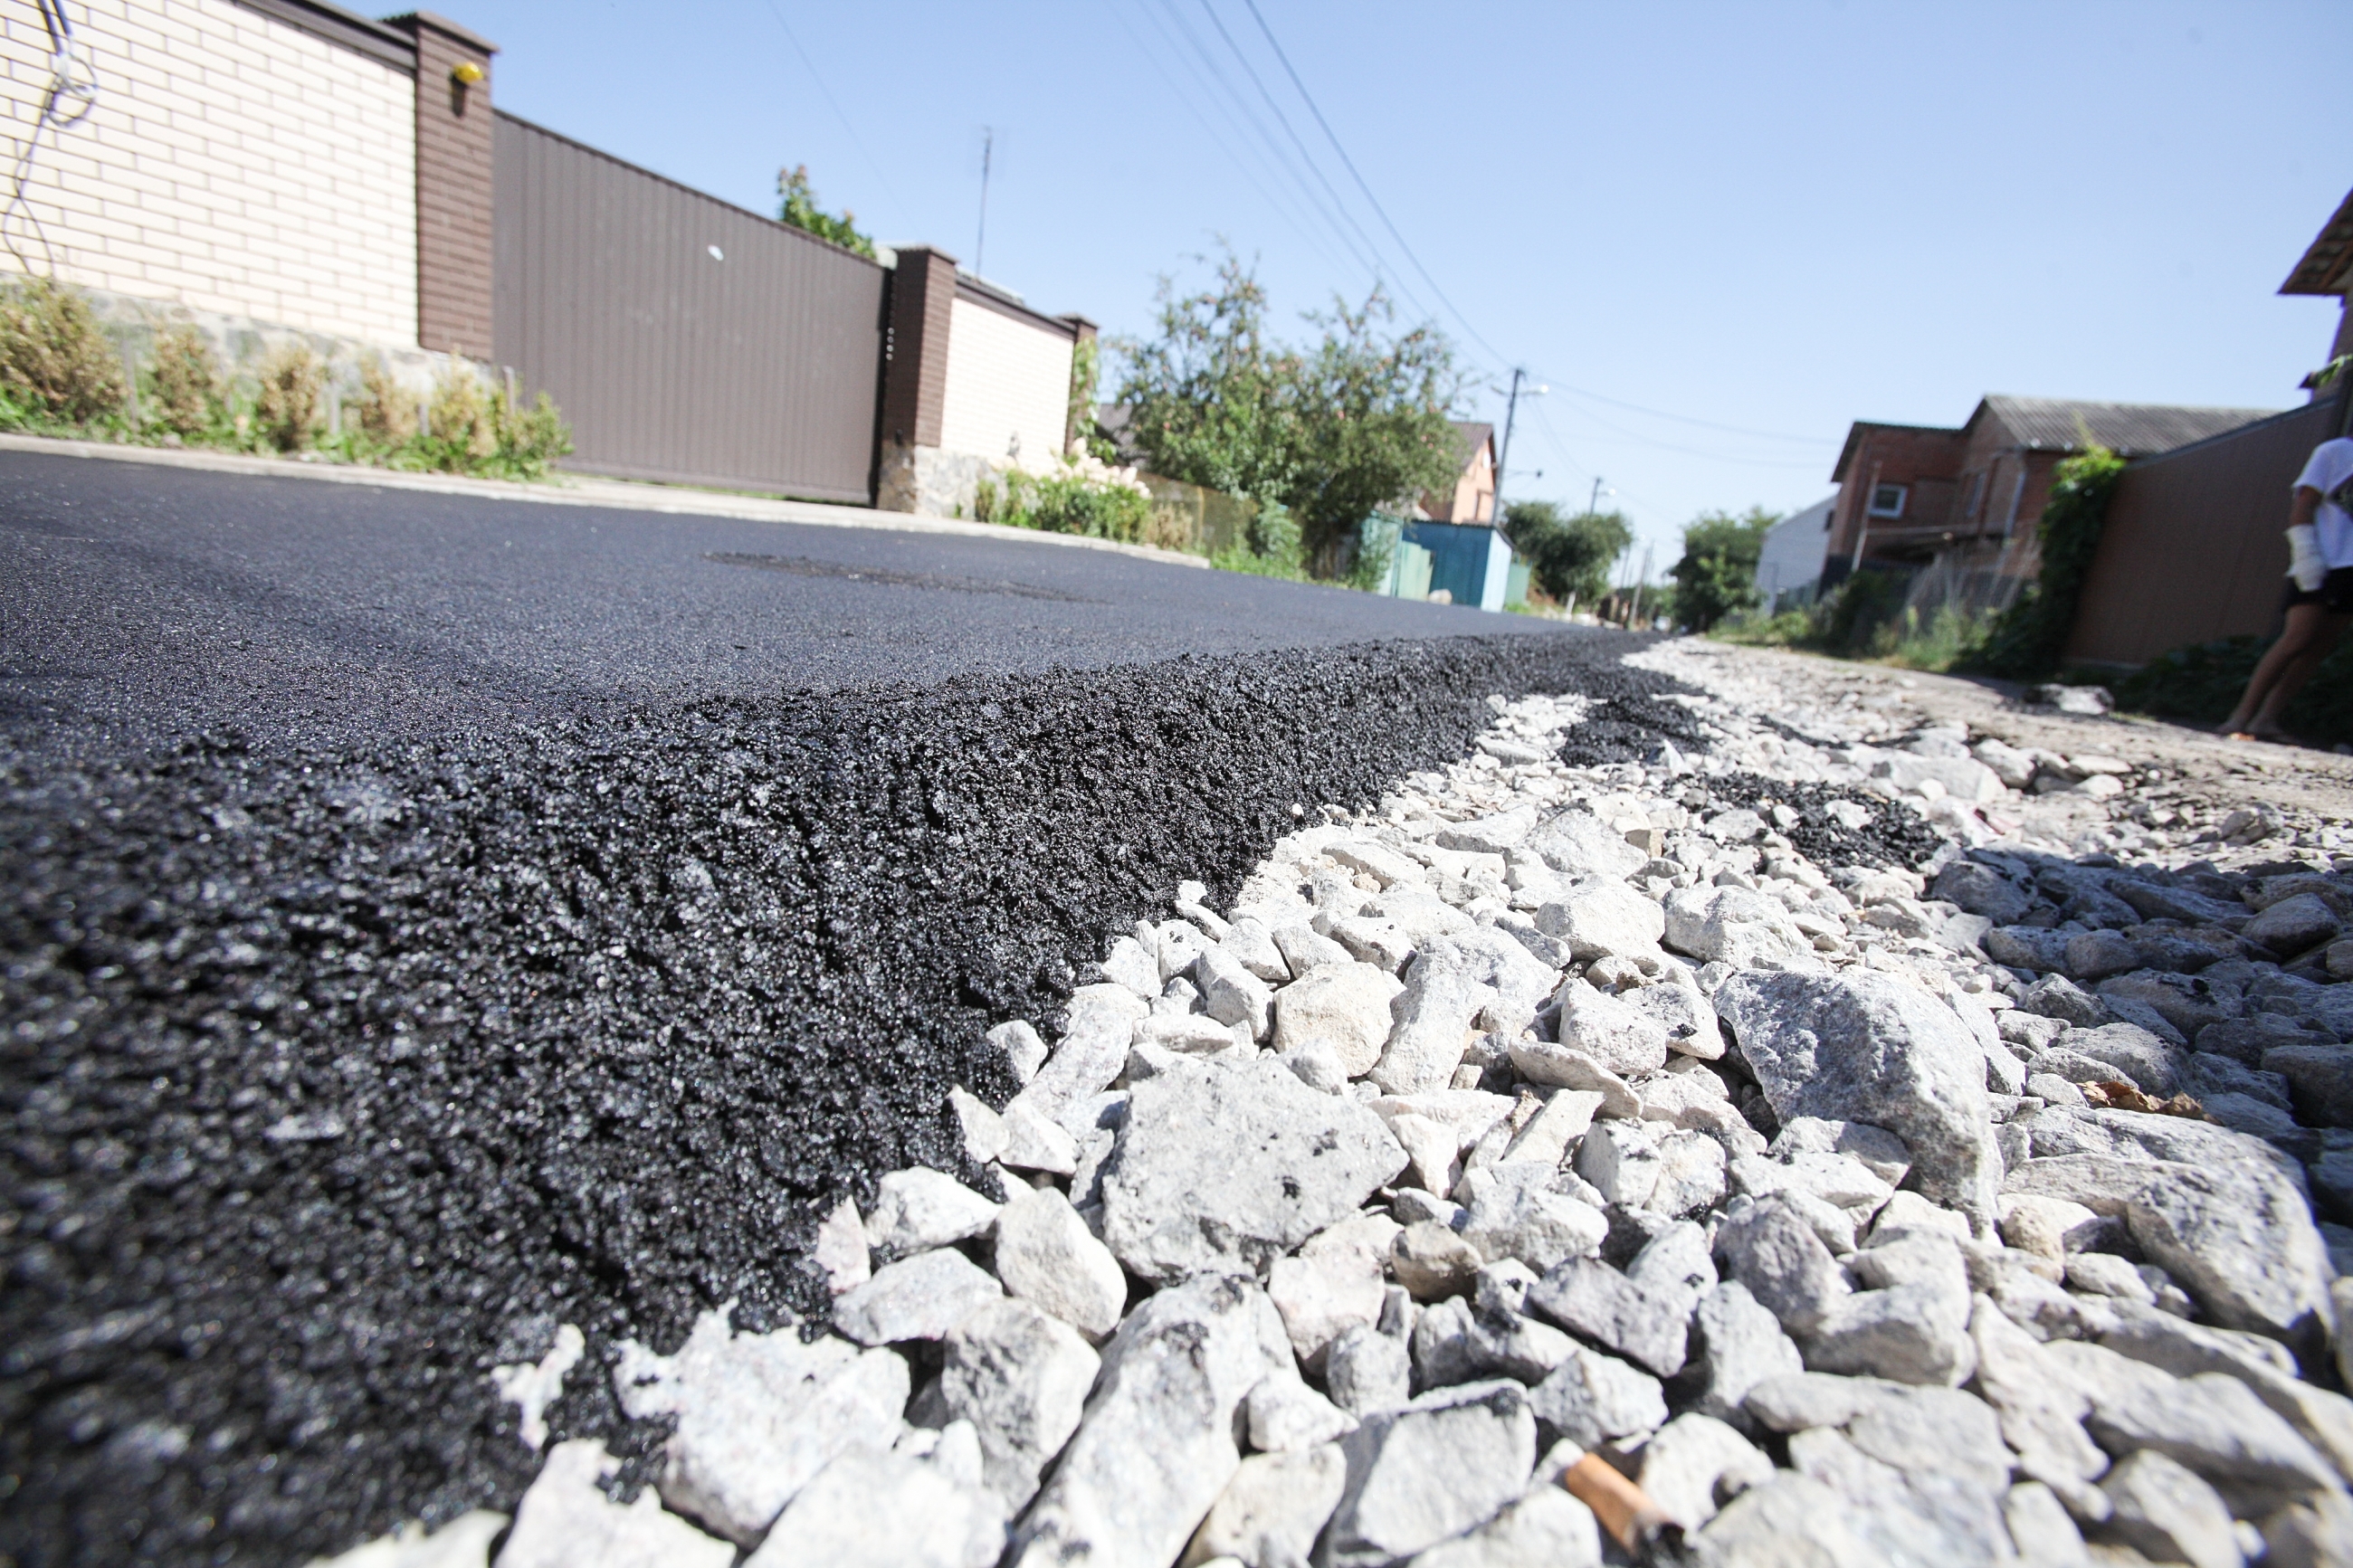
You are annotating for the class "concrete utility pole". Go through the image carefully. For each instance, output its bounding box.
[1491,369,1541,529]
[1588,476,1604,516]
[1630,541,1654,626]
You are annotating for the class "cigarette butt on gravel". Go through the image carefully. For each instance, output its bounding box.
[1559,1451,1677,1549]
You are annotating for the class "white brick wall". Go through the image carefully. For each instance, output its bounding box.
[0,0,416,347]
[938,296,1073,466]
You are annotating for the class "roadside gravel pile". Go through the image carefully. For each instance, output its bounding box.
[336,639,2353,1567]
[0,630,1664,1568]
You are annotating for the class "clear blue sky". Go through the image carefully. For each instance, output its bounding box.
[455,0,2350,579]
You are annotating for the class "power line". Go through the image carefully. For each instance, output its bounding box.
[1100,0,1346,274]
[1145,0,1394,290]
[760,3,908,232]
[1240,0,1512,375]
[1189,0,1443,329]
[1536,379,1834,445]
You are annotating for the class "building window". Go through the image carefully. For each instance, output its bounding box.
[1867,483,1908,518]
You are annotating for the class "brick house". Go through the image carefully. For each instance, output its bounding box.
[1822,395,2278,607]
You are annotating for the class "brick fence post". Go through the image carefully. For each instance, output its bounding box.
[874,246,958,510]
[387,12,499,358]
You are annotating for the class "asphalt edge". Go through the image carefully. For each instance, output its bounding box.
[0,432,1215,570]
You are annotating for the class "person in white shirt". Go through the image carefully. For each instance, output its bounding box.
[2223,433,2353,741]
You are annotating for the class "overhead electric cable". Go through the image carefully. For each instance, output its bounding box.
[1190,0,1443,328]
[1146,0,1393,289]
[1240,0,1511,373]
[760,2,909,230]
[1106,1,1354,276]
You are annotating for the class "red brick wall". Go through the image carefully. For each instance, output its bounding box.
[1826,425,1967,562]
[391,13,497,358]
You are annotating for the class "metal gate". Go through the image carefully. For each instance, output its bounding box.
[493,113,887,503]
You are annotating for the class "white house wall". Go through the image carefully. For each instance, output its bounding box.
[0,0,418,347]
[937,296,1072,466]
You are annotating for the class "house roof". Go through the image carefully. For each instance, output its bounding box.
[1830,421,1961,482]
[1972,395,2280,457]
[1451,421,1494,465]
[2282,187,2353,296]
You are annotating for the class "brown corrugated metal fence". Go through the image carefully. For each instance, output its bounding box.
[2066,384,2353,666]
[493,113,886,503]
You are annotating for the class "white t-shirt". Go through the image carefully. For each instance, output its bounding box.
[2296,436,2353,568]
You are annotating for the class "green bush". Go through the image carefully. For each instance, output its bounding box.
[1814,570,1905,652]
[2112,635,2353,746]
[254,341,325,451]
[984,456,1154,543]
[0,277,126,429]
[146,321,222,438]
[1969,444,2125,678]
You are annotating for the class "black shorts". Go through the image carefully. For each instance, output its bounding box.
[2283,567,2353,613]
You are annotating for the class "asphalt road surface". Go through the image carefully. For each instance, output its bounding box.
[0,450,1557,754]
[0,450,1660,1566]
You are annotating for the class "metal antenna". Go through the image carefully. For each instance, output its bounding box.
[974,128,993,278]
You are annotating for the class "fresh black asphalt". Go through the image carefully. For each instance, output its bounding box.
[1,451,1677,1565]
[0,451,1563,754]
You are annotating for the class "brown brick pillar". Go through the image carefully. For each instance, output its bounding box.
[880,247,957,451]
[389,13,498,357]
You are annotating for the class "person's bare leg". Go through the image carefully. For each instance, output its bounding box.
[2224,604,2339,736]
[2253,610,2350,734]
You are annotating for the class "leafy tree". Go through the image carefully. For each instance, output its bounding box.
[1114,250,1300,505]
[1668,506,1777,630]
[776,165,874,258]
[1281,290,1462,561]
[1504,499,1633,606]
[1113,248,1462,569]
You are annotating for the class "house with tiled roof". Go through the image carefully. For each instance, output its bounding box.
[1821,394,2282,605]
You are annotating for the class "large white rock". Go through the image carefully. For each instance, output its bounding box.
[1552,980,1672,1075]
[1272,961,1406,1077]
[608,1310,908,1546]
[1269,1212,1398,1370]
[992,1184,1128,1343]
[1521,809,1648,879]
[863,1168,1000,1260]
[2005,1145,2338,1368]
[1196,944,1275,1041]
[831,1249,1003,1346]
[1662,886,1812,968]
[1012,985,1148,1125]
[742,1449,1005,1568]
[496,1440,734,1568]
[811,1196,872,1297]
[1010,1277,1290,1568]
[1405,1487,1603,1568]
[1638,1413,1775,1529]
[1536,878,1666,963]
[1178,1444,1348,1568]
[1370,931,1557,1095]
[1321,1380,1538,1567]
[1714,970,2001,1226]
[934,1297,1100,1512]
[1099,1055,1405,1286]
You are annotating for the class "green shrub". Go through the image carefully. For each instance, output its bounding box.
[2112,635,2353,746]
[1814,570,1905,652]
[146,322,222,438]
[1969,444,2125,678]
[391,359,571,480]
[984,455,1153,543]
[0,277,125,428]
[254,341,325,451]
[352,355,416,449]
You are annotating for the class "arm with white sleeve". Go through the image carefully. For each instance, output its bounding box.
[2287,483,2326,591]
